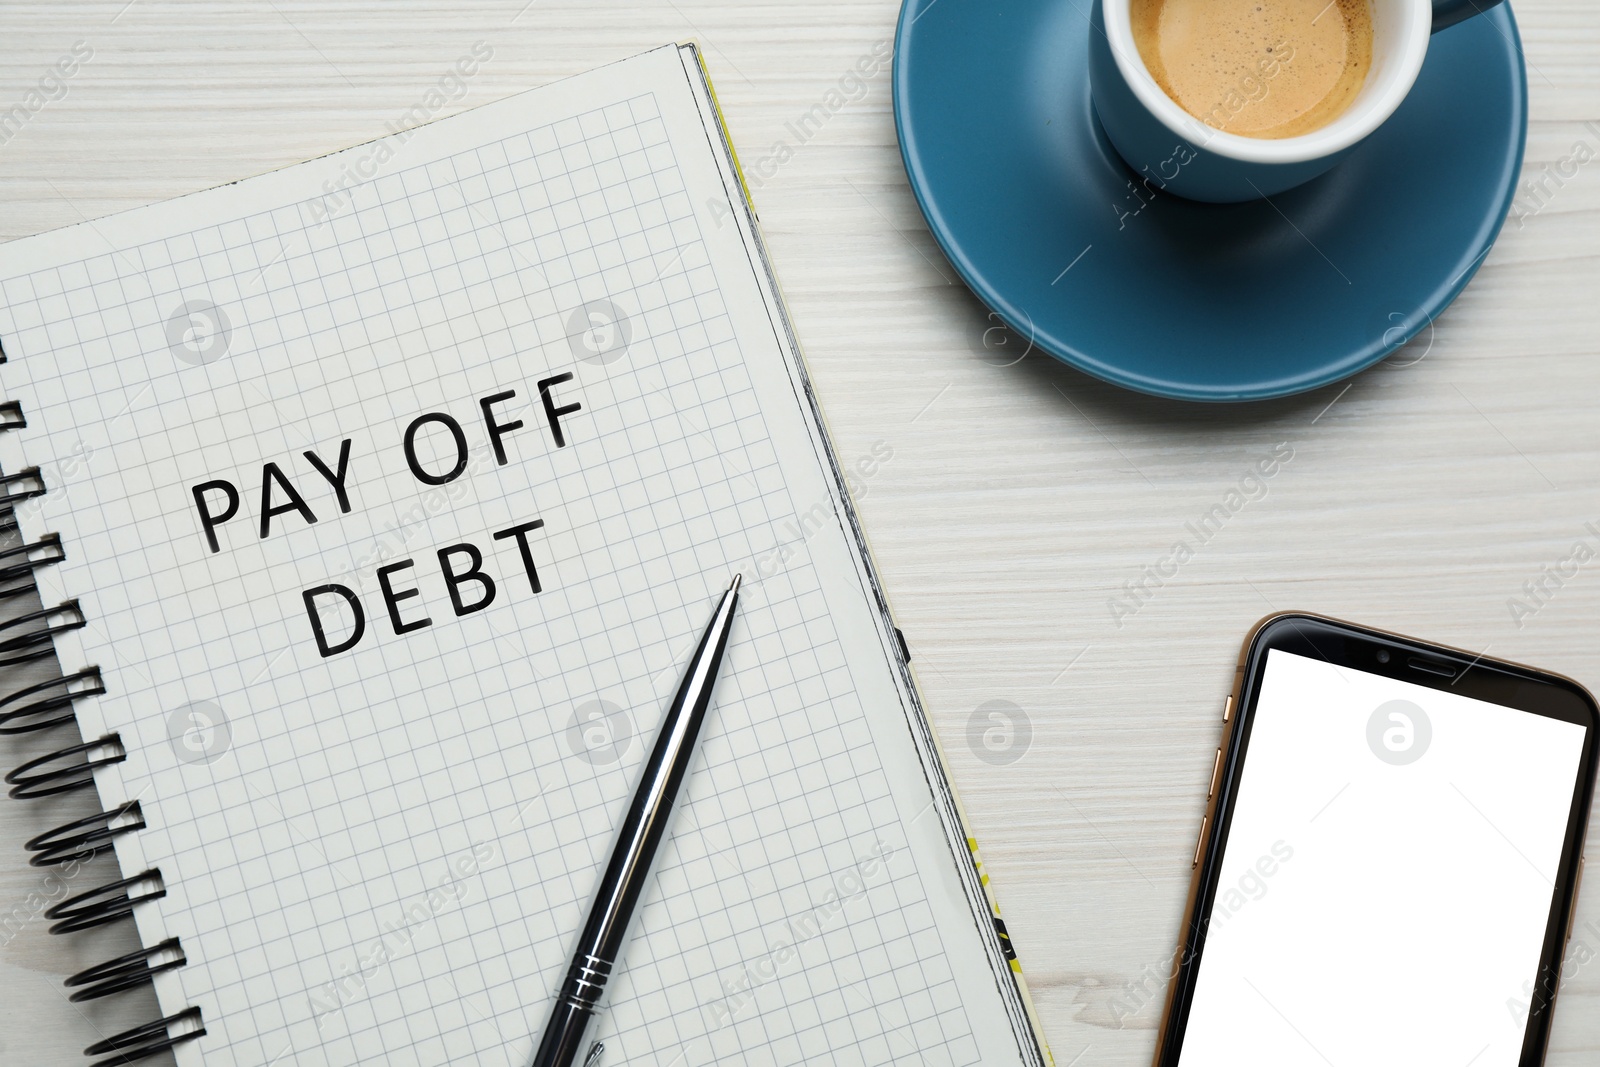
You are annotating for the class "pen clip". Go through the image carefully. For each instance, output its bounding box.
[582,1041,604,1067]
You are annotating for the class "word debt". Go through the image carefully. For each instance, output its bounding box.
[302,518,546,657]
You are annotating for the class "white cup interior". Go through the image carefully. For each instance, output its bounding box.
[1103,0,1433,164]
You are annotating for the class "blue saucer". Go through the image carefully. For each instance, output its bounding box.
[893,0,1528,401]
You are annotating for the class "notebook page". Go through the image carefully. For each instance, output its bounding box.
[0,45,1033,1067]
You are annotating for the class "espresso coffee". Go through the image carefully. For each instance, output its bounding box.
[1129,0,1373,139]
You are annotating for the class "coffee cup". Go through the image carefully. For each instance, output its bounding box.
[1089,0,1507,203]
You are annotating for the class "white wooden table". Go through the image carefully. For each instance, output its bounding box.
[1,2,1596,1064]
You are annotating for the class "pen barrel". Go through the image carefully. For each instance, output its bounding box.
[557,952,612,1012]
[529,577,739,1067]
[572,580,740,963]
[528,953,612,1067]
[528,998,597,1067]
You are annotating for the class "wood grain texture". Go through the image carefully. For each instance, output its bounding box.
[0,1,1596,1064]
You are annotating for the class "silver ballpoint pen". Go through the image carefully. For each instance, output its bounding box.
[528,574,742,1067]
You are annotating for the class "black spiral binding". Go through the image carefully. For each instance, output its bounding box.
[0,531,63,598]
[0,465,44,507]
[0,396,206,1063]
[26,801,145,866]
[0,668,105,734]
[0,600,87,669]
[66,937,187,1001]
[84,1009,206,1067]
[46,868,166,934]
[6,733,125,798]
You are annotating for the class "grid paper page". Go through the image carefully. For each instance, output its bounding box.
[0,46,1033,1067]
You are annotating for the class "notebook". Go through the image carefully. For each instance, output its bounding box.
[0,44,1051,1067]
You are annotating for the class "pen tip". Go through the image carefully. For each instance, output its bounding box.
[729,572,743,592]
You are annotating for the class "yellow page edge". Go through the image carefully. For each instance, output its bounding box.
[687,41,1058,1067]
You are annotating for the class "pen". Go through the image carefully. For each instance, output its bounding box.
[528,573,742,1067]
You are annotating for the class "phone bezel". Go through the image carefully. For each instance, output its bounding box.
[1154,612,1600,1067]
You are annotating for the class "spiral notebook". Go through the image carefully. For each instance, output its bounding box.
[0,44,1050,1067]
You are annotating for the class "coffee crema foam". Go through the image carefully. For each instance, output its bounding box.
[1130,0,1373,139]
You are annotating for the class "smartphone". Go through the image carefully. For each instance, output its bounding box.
[1154,614,1598,1067]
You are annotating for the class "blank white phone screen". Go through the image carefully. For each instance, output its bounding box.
[1178,649,1588,1067]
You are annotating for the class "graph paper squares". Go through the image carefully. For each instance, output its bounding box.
[0,63,982,1067]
